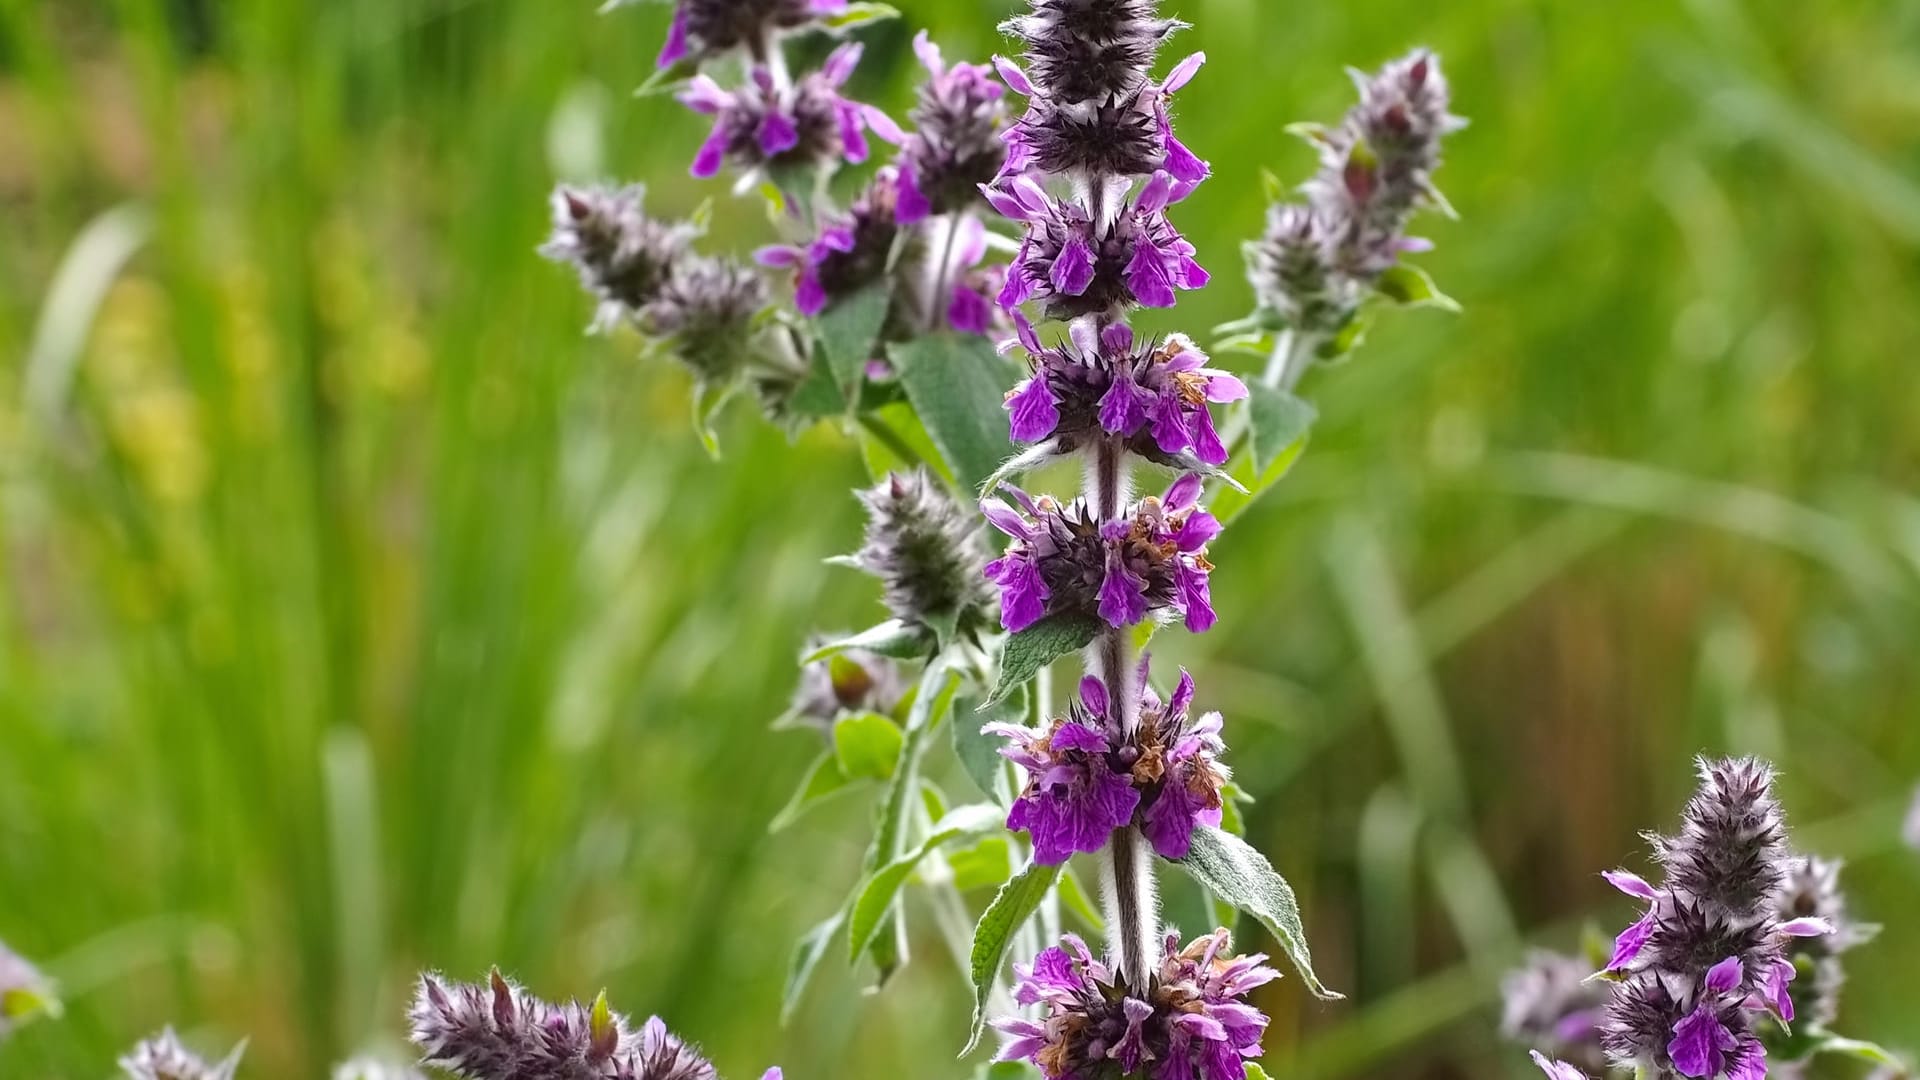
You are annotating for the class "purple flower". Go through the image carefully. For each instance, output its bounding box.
[982,476,1221,634]
[1600,869,1659,973]
[999,313,1245,467]
[678,44,900,180]
[651,0,849,69]
[988,713,1139,864]
[987,171,1207,318]
[756,167,900,317]
[992,928,1277,1080]
[1503,952,1608,1075]
[1773,854,1877,1027]
[990,665,1228,864]
[935,215,1008,337]
[893,31,1008,224]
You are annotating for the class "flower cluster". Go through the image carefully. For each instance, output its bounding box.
[1534,758,1836,1080]
[680,43,897,181]
[893,31,1008,223]
[1246,49,1465,341]
[119,1028,246,1080]
[1002,313,1244,467]
[410,971,774,1080]
[982,473,1219,635]
[993,929,1276,1080]
[846,468,996,639]
[1501,950,1610,1076]
[1774,854,1877,1029]
[541,185,768,384]
[990,666,1227,864]
[757,167,901,317]
[991,170,1207,320]
[652,0,847,70]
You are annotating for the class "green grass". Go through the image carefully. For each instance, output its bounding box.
[2,1,1918,1077]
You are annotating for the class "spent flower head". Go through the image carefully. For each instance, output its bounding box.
[982,473,1220,635]
[785,644,907,734]
[119,1028,246,1080]
[893,31,1008,224]
[641,254,771,384]
[992,928,1276,1080]
[542,185,698,332]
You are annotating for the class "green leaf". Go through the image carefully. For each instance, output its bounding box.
[1177,825,1341,1000]
[985,613,1102,708]
[788,349,846,419]
[962,858,1065,1056]
[1057,866,1104,933]
[1259,168,1288,203]
[1374,264,1461,312]
[823,1,900,28]
[769,750,856,833]
[888,334,1017,495]
[1810,1033,1902,1066]
[633,57,698,98]
[1317,312,1368,360]
[1245,1066,1273,1080]
[949,836,1013,892]
[1218,781,1253,837]
[817,283,892,400]
[1248,384,1317,479]
[833,712,904,781]
[803,619,931,663]
[782,911,844,1023]
[956,686,1024,799]
[847,803,1004,960]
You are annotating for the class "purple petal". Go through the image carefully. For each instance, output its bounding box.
[1126,241,1178,308]
[1602,870,1658,901]
[988,555,1050,633]
[1164,474,1204,511]
[755,245,801,269]
[822,42,864,86]
[1163,132,1210,185]
[1777,917,1834,938]
[794,271,827,317]
[1727,1041,1768,1080]
[761,1071,782,1080]
[864,104,904,145]
[1098,555,1151,628]
[1762,958,1796,1022]
[836,103,870,163]
[1135,171,1175,215]
[690,126,728,178]
[1006,377,1060,443]
[1050,234,1096,296]
[1150,391,1191,455]
[1079,676,1109,719]
[1177,562,1215,633]
[759,111,801,156]
[677,74,730,114]
[949,284,993,335]
[1668,1003,1738,1079]
[1163,51,1206,94]
[1174,508,1221,552]
[1607,909,1656,971]
[656,5,689,68]
[1097,374,1148,436]
[993,56,1034,96]
[911,29,943,76]
[1052,721,1109,754]
[894,166,932,225]
[1705,956,1743,995]
[1207,373,1249,403]
[1012,309,1043,354]
[981,500,1033,540]
[1190,407,1228,466]
[1102,321,1134,355]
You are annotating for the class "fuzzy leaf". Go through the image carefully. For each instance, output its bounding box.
[888,334,1017,496]
[1245,1067,1273,1080]
[1810,1034,1900,1065]
[1374,264,1461,312]
[962,858,1065,1056]
[818,283,892,400]
[956,686,1024,799]
[788,349,846,418]
[847,803,1004,961]
[782,911,844,1023]
[833,712,904,781]
[1177,825,1341,1000]
[1317,312,1368,360]
[853,663,961,977]
[1248,385,1317,478]
[949,836,1013,892]
[804,619,931,663]
[633,57,698,98]
[985,613,1102,708]
[769,750,855,833]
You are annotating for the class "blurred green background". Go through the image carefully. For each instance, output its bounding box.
[3,0,1918,1077]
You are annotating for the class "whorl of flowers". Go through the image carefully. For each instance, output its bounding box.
[989,170,1206,320]
[1579,758,1834,1079]
[1774,854,1877,1029]
[410,972,761,1080]
[118,1028,245,1080]
[992,928,1276,1080]
[981,473,1219,635]
[678,43,899,181]
[1247,49,1464,339]
[542,185,698,332]
[847,468,995,638]
[1502,950,1609,1076]
[643,255,771,383]
[995,3,1205,185]
[757,167,902,317]
[1001,312,1244,468]
[989,665,1228,864]
[893,31,1008,224]
[651,0,848,70]
[785,643,907,733]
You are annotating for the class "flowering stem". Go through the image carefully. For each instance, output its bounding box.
[1263,327,1324,392]
[924,214,962,332]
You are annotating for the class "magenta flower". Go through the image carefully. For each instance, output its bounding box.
[999,312,1245,466]
[678,43,900,180]
[653,0,849,69]
[993,37,1209,185]
[893,31,1007,224]
[756,167,900,317]
[992,928,1277,1080]
[986,171,1206,319]
[982,475,1221,634]
[989,665,1228,864]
